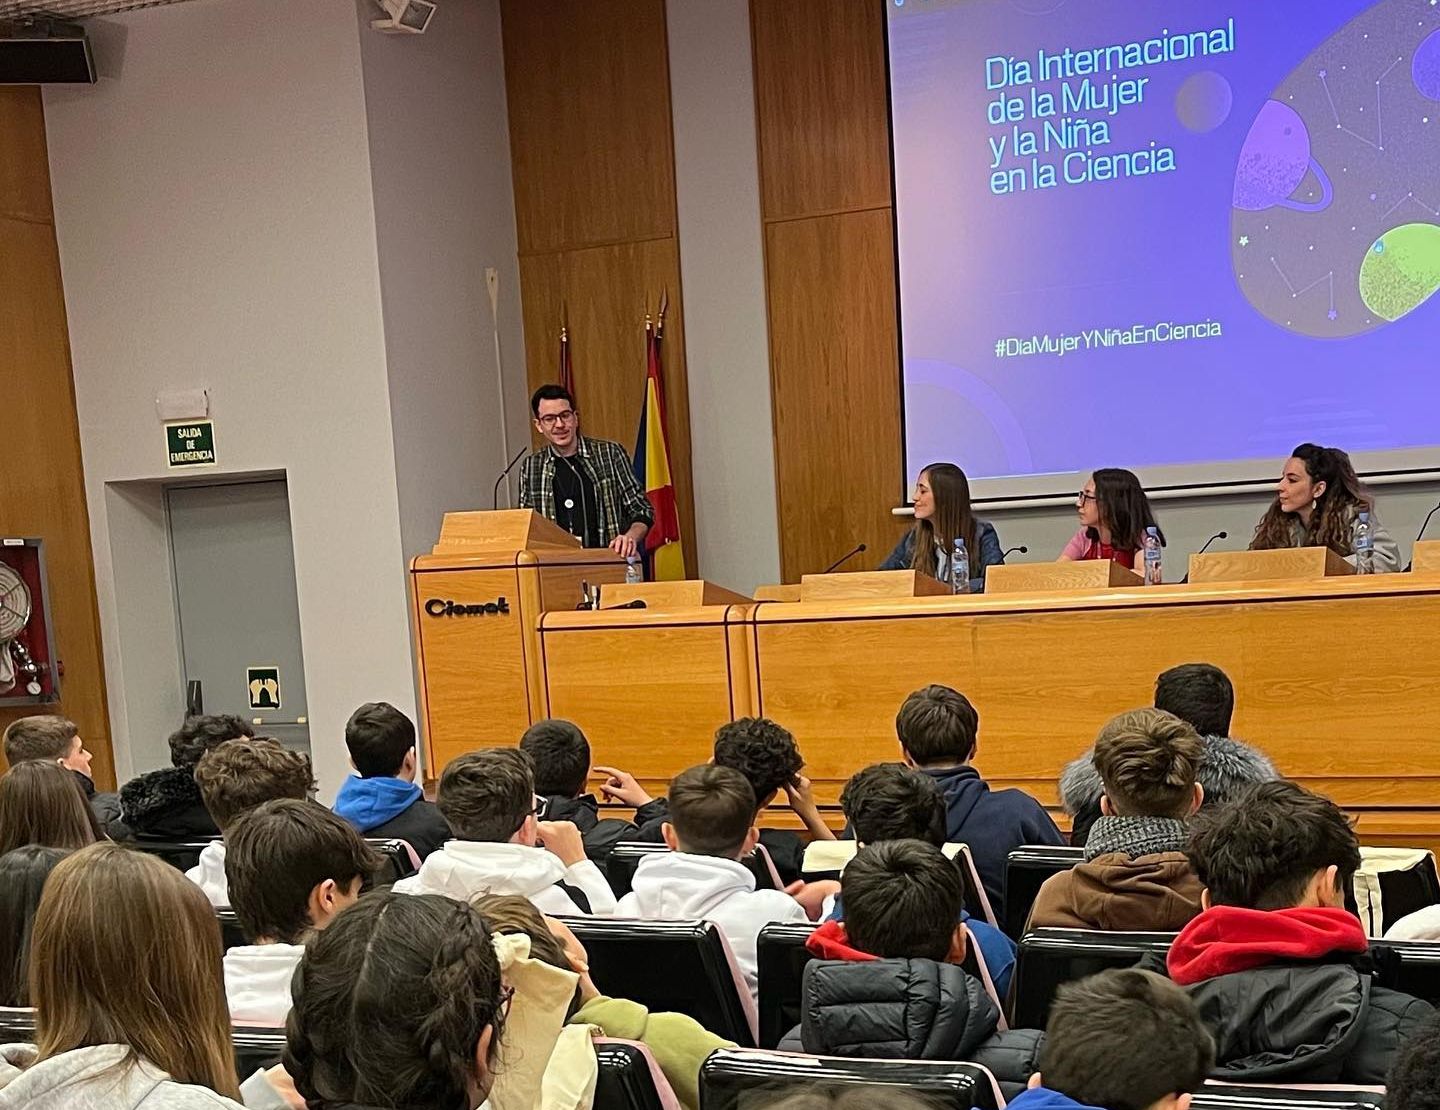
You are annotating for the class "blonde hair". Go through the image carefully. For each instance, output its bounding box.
[30,843,240,1099]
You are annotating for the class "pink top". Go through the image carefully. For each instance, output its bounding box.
[1061,528,1138,569]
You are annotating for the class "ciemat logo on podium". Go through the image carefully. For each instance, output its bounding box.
[424,597,511,617]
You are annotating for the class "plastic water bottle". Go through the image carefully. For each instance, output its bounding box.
[625,554,644,585]
[1143,526,1163,585]
[951,537,970,595]
[1355,511,1374,575]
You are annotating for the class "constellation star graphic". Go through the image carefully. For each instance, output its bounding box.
[1239,236,1250,246]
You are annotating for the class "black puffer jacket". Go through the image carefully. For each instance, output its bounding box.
[118,765,219,840]
[1138,951,1433,1084]
[778,958,1042,1086]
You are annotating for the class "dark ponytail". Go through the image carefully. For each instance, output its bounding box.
[284,893,505,1110]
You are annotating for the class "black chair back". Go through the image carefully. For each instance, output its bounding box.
[699,1047,1001,1110]
[757,921,817,1048]
[1012,928,1175,1029]
[1003,846,1085,940]
[0,1007,34,1043]
[594,1039,672,1110]
[558,916,756,1047]
[364,838,419,887]
[233,1026,287,1076]
[1192,1086,1385,1110]
[1371,936,1440,1003]
[604,843,778,900]
[127,837,219,872]
[216,908,248,951]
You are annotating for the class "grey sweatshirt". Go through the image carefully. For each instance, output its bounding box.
[0,1044,287,1110]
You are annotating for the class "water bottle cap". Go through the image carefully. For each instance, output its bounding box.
[1146,526,1158,535]
[1359,511,1370,522]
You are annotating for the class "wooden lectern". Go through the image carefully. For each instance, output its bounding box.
[799,569,949,602]
[1188,546,1353,584]
[1412,540,1440,575]
[985,560,1142,594]
[600,580,752,609]
[753,583,803,602]
[409,510,625,774]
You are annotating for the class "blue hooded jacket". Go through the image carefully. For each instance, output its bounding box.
[1007,1087,1110,1110]
[334,775,423,831]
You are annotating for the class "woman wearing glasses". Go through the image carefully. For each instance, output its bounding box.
[1059,468,1164,574]
[518,384,654,558]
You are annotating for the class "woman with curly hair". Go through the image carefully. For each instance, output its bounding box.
[1250,444,1399,572]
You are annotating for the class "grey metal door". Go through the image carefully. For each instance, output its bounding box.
[167,480,310,754]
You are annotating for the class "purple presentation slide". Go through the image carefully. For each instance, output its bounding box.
[888,0,1440,491]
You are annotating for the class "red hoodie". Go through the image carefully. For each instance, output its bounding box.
[805,920,878,962]
[1167,905,1368,986]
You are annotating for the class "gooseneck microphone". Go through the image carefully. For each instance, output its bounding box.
[822,542,868,574]
[1001,545,1029,559]
[492,448,527,509]
[1405,501,1440,571]
[1180,530,1229,584]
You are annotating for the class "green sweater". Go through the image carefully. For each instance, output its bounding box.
[570,995,733,1110]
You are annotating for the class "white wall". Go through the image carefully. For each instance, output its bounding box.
[44,0,414,796]
[666,0,783,594]
[359,0,529,565]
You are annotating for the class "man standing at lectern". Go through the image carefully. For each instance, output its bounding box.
[519,384,653,558]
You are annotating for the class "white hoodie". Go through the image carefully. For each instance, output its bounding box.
[391,840,616,915]
[0,1043,248,1109]
[614,852,807,998]
[185,842,229,909]
[223,943,304,1026]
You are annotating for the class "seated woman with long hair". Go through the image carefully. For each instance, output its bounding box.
[0,841,249,1107]
[0,760,98,858]
[1250,443,1400,572]
[1060,468,1164,575]
[881,463,1006,591]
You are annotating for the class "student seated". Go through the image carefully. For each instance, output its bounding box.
[118,713,254,840]
[780,839,1038,1081]
[0,842,250,1108]
[610,717,833,885]
[477,892,733,1110]
[0,846,70,1007]
[222,798,381,1025]
[822,762,1015,999]
[332,701,451,860]
[1062,663,1277,846]
[1161,780,1434,1083]
[1388,1014,1440,1110]
[1029,709,1205,932]
[1009,968,1214,1110]
[392,747,616,914]
[269,892,506,1110]
[896,685,1063,909]
[615,764,807,998]
[188,738,315,908]
[2,714,119,832]
[520,718,652,859]
[0,760,97,857]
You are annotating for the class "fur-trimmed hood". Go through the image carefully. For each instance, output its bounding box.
[1060,734,1278,817]
[119,765,219,839]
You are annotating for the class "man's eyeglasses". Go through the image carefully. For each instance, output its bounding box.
[538,410,577,429]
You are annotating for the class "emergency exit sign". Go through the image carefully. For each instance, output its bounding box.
[166,421,217,468]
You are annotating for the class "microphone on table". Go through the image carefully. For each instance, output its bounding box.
[1405,501,1440,571]
[1180,530,1228,584]
[492,447,527,510]
[1001,545,1028,559]
[822,542,868,574]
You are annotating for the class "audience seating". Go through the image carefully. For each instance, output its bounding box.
[1192,1085,1384,1110]
[1371,936,1440,1002]
[757,922,818,1049]
[127,837,219,872]
[0,1007,33,1044]
[215,908,248,950]
[603,843,780,900]
[364,837,420,887]
[1003,846,1085,940]
[557,916,757,1047]
[232,1025,286,1077]
[1012,928,1175,1029]
[698,1047,1003,1110]
[594,1038,682,1110]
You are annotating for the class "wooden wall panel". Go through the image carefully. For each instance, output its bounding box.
[502,0,697,576]
[501,0,677,255]
[752,0,907,581]
[0,88,114,788]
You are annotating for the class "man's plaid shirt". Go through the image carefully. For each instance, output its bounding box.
[518,435,654,546]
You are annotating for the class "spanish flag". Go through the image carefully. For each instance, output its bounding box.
[633,315,685,580]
